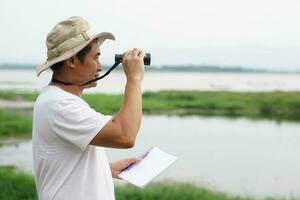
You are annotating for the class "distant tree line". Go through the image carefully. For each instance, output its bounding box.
[0,63,299,74]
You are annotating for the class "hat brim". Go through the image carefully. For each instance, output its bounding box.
[36,32,115,77]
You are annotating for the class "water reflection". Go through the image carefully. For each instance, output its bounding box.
[0,115,300,198]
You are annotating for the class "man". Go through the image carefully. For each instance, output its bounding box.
[32,16,145,200]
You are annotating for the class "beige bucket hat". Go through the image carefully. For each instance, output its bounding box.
[36,16,115,77]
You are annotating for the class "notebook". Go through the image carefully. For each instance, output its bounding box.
[119,147,178,188]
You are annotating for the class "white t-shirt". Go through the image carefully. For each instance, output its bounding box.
[32,85,115,200]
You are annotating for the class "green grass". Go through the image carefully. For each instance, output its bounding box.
[81,91,300,120]
[1,90,300,137]
[1,90,300,118]
[0,166,286,200]
[84,91,300,120]
[0,166,37,200]
[0,109,32,137]
[0,90,39,101]
[141,91,300,118]
[115,182,257,200]
[82,93,123,114]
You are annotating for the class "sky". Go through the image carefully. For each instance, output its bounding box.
[0,0,300,70]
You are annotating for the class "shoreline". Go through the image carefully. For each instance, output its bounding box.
[1,90,300,137]
[0,99,34,109]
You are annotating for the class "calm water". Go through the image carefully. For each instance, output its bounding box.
[1,115,300,199]
[1,69,300,93]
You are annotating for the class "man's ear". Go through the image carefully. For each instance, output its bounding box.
[65,57,76,69]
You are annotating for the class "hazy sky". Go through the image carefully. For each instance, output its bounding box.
[1,0,300,70]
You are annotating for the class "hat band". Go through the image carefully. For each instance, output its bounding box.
[47,29,93,60]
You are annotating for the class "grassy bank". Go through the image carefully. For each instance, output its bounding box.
[142,91,300,119]
[0,166,37,200]
[1,90,300,117]
[0,109,32,137]
[1,90,300,137]
[115,183,257,200]
[0,166,283,200]
[0,90,39,101]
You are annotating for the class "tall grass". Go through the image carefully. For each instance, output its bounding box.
[0,166,283,200]
[0,109,32,137]
[1,90,300,137]
[0,166,37,200]
[142,91,300,116]
[82,93,123,114]
[115,182,257,200]
[1,90,300,117]
[0,90,39,101]
[85,91,300,120]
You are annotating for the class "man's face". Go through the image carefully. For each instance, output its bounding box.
[73,40,101,88]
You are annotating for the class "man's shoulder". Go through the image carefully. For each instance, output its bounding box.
[35,86,85,110]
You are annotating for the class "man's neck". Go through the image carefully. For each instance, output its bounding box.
[50,81,83,97]
[51,72,84,96]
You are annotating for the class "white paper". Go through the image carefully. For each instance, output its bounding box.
[119,147,178,188]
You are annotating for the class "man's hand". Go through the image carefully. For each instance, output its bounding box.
[110,157,141,179]
[122,48,145,81]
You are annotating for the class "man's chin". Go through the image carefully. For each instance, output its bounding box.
[83,82,97,89]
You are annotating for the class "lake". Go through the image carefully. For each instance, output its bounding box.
[1,69,300,93]
[1,115,300,199]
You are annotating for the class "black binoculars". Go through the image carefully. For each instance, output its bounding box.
[115,53,151,66]
[52,53,151,86]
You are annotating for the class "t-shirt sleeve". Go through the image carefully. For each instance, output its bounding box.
[51,98,112,150]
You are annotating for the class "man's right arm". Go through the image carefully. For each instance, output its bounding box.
[90,48,145,148]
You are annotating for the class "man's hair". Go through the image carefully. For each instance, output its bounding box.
[50,43,92,71]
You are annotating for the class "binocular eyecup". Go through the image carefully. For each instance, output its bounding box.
[115,53,151,66]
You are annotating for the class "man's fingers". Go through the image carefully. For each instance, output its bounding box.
[131,48,143,57]
[138,51,145,58]
[124,48,145,60]
[122,50,130,62]
[126,157,141,164]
